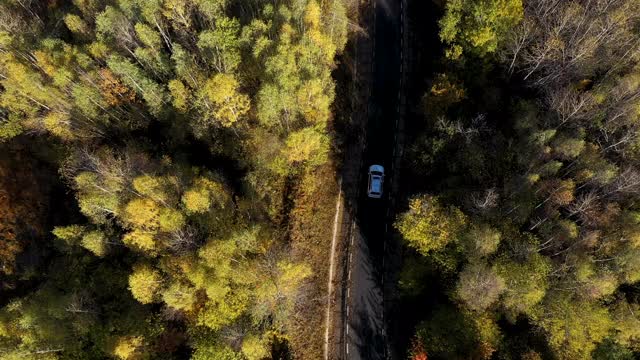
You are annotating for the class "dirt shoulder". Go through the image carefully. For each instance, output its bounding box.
[287,0,377,357]
[325,0,377,358]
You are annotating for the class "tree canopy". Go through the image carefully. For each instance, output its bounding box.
[398,0,640,358]
[0,0,350,358]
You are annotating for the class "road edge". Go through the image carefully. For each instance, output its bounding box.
[324,178,343,360]
[384,0,409,358]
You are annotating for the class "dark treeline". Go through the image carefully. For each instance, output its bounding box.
[0,0,352,359]
[398,0,640,359]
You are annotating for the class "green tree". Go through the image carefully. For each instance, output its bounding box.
[168,79,190,112]
[107,55,167,117]
[495,253,551,320]
[73,171,123,225]
[52,225,86,248]
[197,17,241,73]
[256,24,300,129]
[134,23,162,51]
[195,0,230,22]
[159,208,185,232]
[0,113,23,141]
[610,300,640,351]
[553,136,586,160]
[592,339,634,360]
[537,294,613,360]
[64,14,90,38]
[414,305,496,359]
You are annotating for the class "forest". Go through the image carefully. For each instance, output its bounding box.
[398,0,640,359]
[0,0,351,358]
[4,0,640,359]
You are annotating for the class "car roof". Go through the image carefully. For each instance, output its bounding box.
[370,176,382,193]
[369,164,384,173]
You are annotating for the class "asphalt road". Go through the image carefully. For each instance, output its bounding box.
[344,0,401,358]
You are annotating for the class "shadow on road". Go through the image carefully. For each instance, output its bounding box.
[351,291,385,359]
[346,226,385,360]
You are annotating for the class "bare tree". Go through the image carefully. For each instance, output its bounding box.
[61,146,152,192]
[605,167,640,198]
[455,262,505,311]
[598,127,640,155]
[503,19,534,74]
[547,87,594,128]
[167,226,199,254]
[65,292,99,315]
[471,188,499,213]
[436,114,488,144]
[568,191,598,217]
[506,0,640,89]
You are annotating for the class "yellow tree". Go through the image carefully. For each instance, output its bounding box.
[537,293,613,359]
[439,0,523,59]
[395,195,467,255]
[253,261,312,326]
[201,73,250,127]
[297,79,332,124]
[128,263,163,304]
[181,176,230,214]
[168,79,190,113]
[280,126,330,170]
[161,281,196,312]
[81,230,109,257]
[64,14,90,38]
[123,198,161,230]
[132,175,172,204]
[123,230,157,253]
[241,335,269,360]
[113,336,146,360]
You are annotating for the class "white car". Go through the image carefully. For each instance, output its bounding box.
[368,165,385,198]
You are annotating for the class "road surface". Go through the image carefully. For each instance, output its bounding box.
[341,0,403,358]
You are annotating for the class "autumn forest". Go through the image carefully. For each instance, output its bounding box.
[1,0,640,359]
